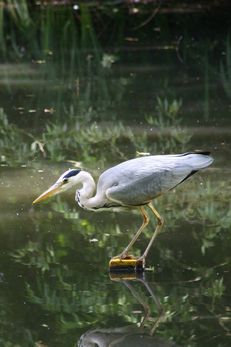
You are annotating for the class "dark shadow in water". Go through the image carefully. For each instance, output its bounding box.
[78,272,178,347]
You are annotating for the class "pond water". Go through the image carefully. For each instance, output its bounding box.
[1,162,230,347]
[1,11,231,347]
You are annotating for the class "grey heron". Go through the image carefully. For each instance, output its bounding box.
[33,152,213,264]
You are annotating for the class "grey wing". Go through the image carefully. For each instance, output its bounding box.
[101,160,187,206]
[97,153,213,207]
[105,169,184,206]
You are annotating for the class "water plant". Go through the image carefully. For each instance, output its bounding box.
[0,102,191,167]
[146,96,183,128]
[144,96,191,154]
[220,34,231,100]
[0,108,33,165]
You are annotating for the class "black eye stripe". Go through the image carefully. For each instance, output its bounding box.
[63,169,81,179]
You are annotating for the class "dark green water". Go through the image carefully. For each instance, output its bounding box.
[1,7,231,345]
[0,162,230,346]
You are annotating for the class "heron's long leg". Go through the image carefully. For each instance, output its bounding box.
[139,202,164,261]
[112,206,149,260]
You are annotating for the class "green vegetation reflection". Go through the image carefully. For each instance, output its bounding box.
[0,96,191,167]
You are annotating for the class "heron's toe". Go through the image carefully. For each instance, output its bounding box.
[136,255,146,267]
[111,252,126,260]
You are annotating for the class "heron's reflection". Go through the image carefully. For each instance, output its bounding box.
[78,272,178,347]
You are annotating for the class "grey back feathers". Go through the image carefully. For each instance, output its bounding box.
[97,152,213,207]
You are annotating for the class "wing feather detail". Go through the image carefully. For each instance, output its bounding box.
[97,153,213,207]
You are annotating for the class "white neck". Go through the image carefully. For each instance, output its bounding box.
[75,170,95,199]
[74,171,108,210]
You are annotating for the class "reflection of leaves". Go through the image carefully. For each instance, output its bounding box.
[11,241,58,273]
[201,239,214,255]
[101,53,118,69]
[146,96,183,127]
[5,171,231,346]
[206,278,225,299]
[0,108,33,165]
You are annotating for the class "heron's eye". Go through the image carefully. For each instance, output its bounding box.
[63,178,68,184]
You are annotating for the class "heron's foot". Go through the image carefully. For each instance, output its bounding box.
[136,255,146,267]
[111,253,135,261]
[109,254,145,271]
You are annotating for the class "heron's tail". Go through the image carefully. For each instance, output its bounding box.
[181,151,214,169]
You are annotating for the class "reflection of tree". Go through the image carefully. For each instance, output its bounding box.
[0,170,231,345]
[1,210,231,346]
[112,273,166,335]
[79,273,178,347]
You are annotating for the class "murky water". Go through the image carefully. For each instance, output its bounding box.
[1,22,231,347]
[1,134,231,346]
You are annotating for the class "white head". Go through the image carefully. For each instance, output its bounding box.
[33,169,81,204]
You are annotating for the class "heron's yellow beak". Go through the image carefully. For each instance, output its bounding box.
[33,182,62,204]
